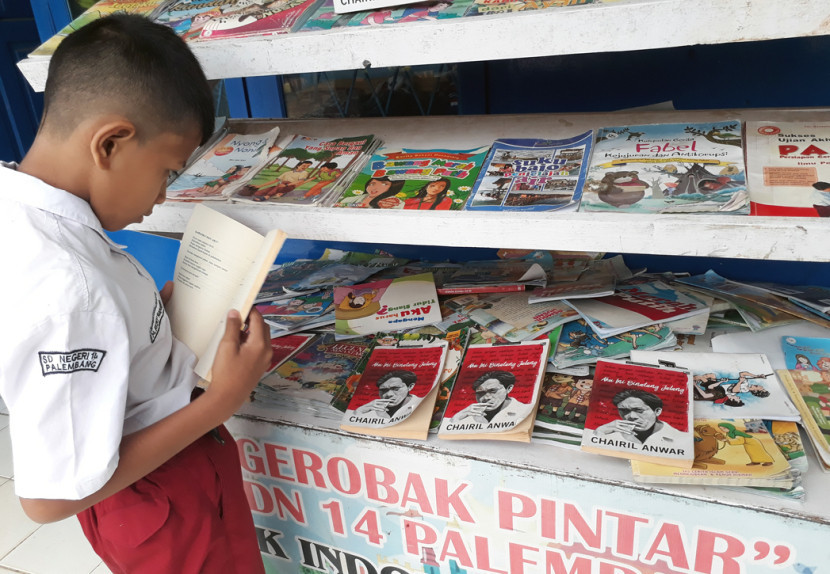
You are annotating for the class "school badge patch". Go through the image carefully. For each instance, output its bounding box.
[39,349,107,376]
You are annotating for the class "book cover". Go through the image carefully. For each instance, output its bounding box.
[444,292,578,343]
[439,260,547,294]
[535,369,594,435]
[166,205,287,382]
[229,134,377,205]
[629,350,800,421]
[777,367,830,469]
[341,341,448,439]
[528,271,616,303]
[631,418,793,487]
[198,0,322,38]
[747,281,830,314]
[258,289,335,331]
[331,145,489,210]
[166,127,281,201]
[438,340,549,442]
[344,0,475,23]
[580,359,694,468]
[466,0,594,16]
[551,319,675,369]
[265,332,316,373]
[334,272,442,338]
[466,132,593,211]
[564,280,710,338]
[295,0,355,30]
[745,119,830,216]
[580,121,748,214]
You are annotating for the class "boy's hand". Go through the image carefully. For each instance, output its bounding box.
[204,308,273,420]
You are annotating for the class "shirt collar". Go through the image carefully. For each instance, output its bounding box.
[0,161,121,249]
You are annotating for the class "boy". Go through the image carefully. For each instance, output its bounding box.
[0,14,272,574]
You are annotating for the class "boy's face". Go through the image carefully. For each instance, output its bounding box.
[92,127,201,230]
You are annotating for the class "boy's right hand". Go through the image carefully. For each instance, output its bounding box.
[204,308,273,420]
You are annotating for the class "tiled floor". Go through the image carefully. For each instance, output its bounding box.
[0,413,111,574]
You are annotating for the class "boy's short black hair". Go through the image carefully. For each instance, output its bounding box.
[43,13,214,145]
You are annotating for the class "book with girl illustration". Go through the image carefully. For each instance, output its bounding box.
[437,339,550,442]
[229,134,379,206]
[466,132,594,211]
[332,145,490,210]
[166,126,282,201]
[580,121,748,214]
[340,341,449,440]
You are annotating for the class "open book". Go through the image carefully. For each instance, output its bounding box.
[166,205,287,382]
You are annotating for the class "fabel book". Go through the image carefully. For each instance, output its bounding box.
[166,205,287,382]
[334,272,442,338]
[580,359,694,468]
[466,132,593,211]
[564,280,710,339]
[629,350,799,422]
[332,145,490,210]
[580,121,748,214]
[340,341,449,440]
[744,119,830,216]
[438,339,550,442]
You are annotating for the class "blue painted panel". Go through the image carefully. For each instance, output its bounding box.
[28,0,72,41]
[245,75,286,118]
[106,230,181,290]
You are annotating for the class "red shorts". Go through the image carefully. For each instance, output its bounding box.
[77,425,264,574]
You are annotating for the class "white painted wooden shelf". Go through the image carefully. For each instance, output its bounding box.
[17,0,830,92]
[131,108,830,262]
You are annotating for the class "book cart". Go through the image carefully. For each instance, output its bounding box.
[18,1,830,572]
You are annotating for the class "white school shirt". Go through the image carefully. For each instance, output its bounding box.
[0,163,199,500]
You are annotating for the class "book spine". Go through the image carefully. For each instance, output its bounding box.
[437,285,526,295]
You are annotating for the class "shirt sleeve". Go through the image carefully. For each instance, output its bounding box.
[3,311,130,500]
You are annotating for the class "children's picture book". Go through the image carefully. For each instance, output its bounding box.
[334,272,442,338]
[331,145,490,210]
[535,369,594,436]
[747,281,830,315]
[466,0,595,17]
[528,271,616,303]
[295,0,355,30]
[580,359,694,468]
[744,119,830,216]
[198,0,322,39]
[340,341,449,439]
[630,418,794,487]
[258,289,335,332]
[438,260,547,294]
[229,134,377,205]
[340,0,474,20]
[580,121,748,214]
[551,319,675,369]
[438,340,550,442]
[265,333,316,373]
[564,280,710,339]
[466,132,593,211]
[166,205,287,382]
[777,367,830,469]
[166,127,281,201]
[444,292,579,343]
[629,350,800,421]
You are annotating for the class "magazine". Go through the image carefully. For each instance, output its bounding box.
[331,145,490,210]
[564,280,710,338]
[166,127,281,201]
[340,341,449,440]
[580,359,694,468]
[580,121,748,214]
[443,292,579,343]
[629,350,800,421]
[437,340,549,442]
[551,319,675,369]
[229,134,378,206]
[744,119,830,216]
[334,272,442,338]
[465,132,593,211]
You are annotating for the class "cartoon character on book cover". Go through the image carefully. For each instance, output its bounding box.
[581,121,748,214]
[552,319,674,368]
[343,344,447,428]
[781,336,830,440]
[332,146,489,210]
[537,370,594,430]
[440,342,547,434]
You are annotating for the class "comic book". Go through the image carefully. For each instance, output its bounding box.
[466,132,593,211]
[342,0,474,21]
[551,318,675,369]
[198,0,323,39]
[153,0,228,40]
[331,145,490,210]
[229,134,378,206]
[580,121,748,214]
[629,350,800,421]
[29,0,171,57]
[580,359,694,468]
[437,339,549,442]
[340,341,449,440]
[564,280,710,338]
[166,127,281,201]
[466,0,595,17]
[630,418,795,487]
[744,119,830,216]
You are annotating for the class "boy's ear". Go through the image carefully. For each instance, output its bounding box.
[90,118,137,170]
